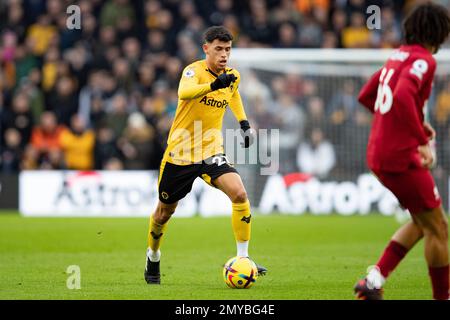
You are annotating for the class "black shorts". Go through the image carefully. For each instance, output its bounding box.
[158,154,238,204]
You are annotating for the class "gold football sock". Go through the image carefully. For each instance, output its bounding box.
[231,200,252,243]
[147,215,167,252]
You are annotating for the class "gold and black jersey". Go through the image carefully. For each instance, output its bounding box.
[163,59,247,165]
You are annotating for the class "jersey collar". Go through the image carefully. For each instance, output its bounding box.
[202,60,231,78]
[402,44,432,56]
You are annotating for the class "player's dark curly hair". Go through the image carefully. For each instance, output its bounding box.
[203,26,233,43]
[403,2,450,52]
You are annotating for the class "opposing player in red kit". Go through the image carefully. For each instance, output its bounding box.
[355,3,450,300]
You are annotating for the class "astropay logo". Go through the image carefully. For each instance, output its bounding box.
[199,96,229,109]
[259,173,401,216]
[53,171,155,210]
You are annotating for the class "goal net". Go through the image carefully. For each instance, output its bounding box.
[224,49,450,215]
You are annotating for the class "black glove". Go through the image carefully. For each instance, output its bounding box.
[210,72,237,91]
[239,120,254,148]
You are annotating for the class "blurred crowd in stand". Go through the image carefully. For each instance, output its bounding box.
[1,0,449,180]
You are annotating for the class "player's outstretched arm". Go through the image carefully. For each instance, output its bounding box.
[358,69,382,113]
[229,89,247,123]
[178,70,213,100]
[229,88,254,148]
[178,70,237,100]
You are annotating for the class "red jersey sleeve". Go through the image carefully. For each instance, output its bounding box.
[392,58,435,146]
[421,58,437,102]
[358,69,382,113]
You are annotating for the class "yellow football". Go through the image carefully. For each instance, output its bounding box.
[223,256,258,289]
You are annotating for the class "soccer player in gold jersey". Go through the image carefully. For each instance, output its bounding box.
[144,26,267,284]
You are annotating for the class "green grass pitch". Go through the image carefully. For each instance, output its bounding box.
[0,211,435,300]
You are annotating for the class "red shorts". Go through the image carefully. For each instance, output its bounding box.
[373,168,441,214]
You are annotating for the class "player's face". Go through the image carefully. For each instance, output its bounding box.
[203,40,232,72]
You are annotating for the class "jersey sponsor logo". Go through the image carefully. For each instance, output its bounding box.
[199,96,229,109]
[184,68,195,78]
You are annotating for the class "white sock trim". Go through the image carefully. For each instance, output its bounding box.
[147,248,161,262]
[366,265,385,289]
[236,241,249,257]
